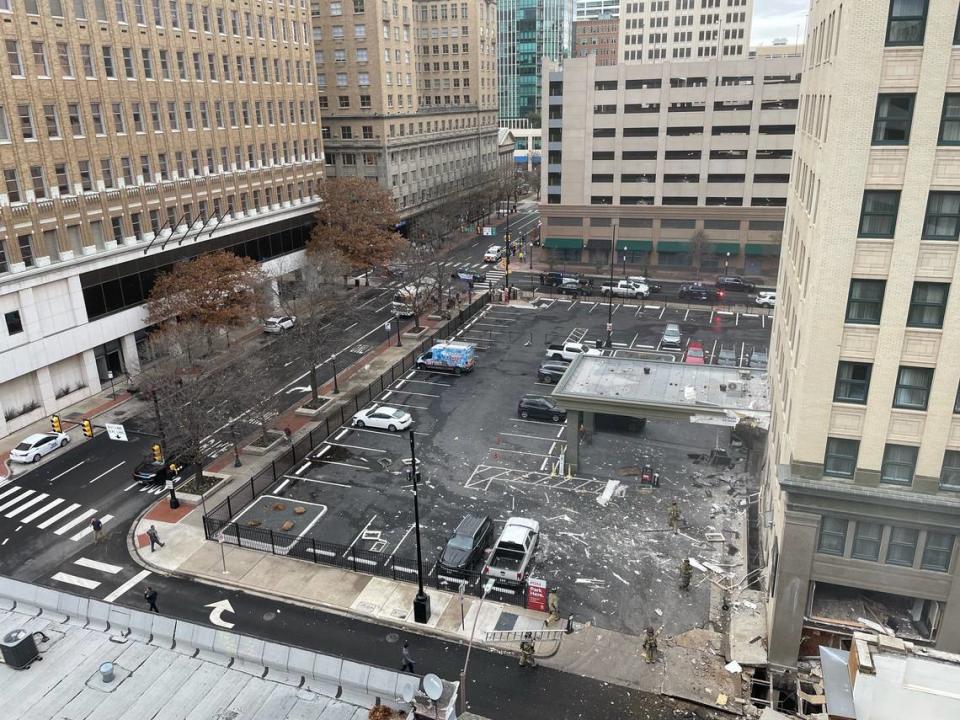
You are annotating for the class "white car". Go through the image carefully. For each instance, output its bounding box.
[10,432,70,463]
[264,315,297,333]
[483,245,503,263]
[351,405,413,432]
[755,291,776,308]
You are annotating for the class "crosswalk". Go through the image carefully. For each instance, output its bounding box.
[382,261,507,292]
[50,556,152,601]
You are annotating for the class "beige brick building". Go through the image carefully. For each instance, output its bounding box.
[619,0,752,63]
[763,0,960,668]
[572,16,619,67]
[0,0,324,436]
[312,0,500,218]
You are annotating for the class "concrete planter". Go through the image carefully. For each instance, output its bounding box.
[402,326,430,340]
[244,430,286,456]
[176,472,231,505]
[295,396,332,418]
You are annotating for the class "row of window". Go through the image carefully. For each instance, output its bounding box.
[824,436,960,490]
[859,190,960,240]
[590,99,797,115]
[4,39,311,85]
[586,124,796,138]
[884,0,960,47]
[844,278,947,329]
[817,516,954,573]
[835,361,940,410]
[576,195,786,207]
[871,93,960,146]
[584,149,792,161]
[588,173,788,184]
[0,0,309,44]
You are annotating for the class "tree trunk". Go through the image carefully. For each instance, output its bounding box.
[310,365,318,401]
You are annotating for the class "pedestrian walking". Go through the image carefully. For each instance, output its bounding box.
[642,626,658,664]
[146,524,165,552]
[547,587,560,623]
[91,517,104,544]
[144,586,159,613]
[667,500,682,534]
[538,272,545,286]
[678,558,693,591]
[400,641,415,673]
[518,633,537,667]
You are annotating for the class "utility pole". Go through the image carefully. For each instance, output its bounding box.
[606,221,617,348]
[409,431,431,623]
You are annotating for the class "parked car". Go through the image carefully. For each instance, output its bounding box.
[557,278,591,296]
[627,276,662,293]
[483,245,503,262]
[452,268,487,283]
[716,344,738,367]
[351,405,413,431]
[660,323,682,349]
[517,395,567,423]
[749,348,769,369]
[263,315,297,333]
[439,514,494,576]
[678,283,723,302]
[541,271,581,287]
[545,342,602,362]
[10,432,70,464]
[716,276,756,293]
[482,517,540,584]
[684,340,706,365]
[600,279,649,298]
[537,361,569,384]
[755,291,776,308]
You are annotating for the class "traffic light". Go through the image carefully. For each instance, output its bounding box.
[151,444,163,463]
[51,415,62,433]
[81,419,93,438]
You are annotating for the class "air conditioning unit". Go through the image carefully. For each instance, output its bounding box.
[1,629,39,669]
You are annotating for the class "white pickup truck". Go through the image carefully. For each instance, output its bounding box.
[544,341,602,362]
[482,517,540,584]
[600,279,650,298]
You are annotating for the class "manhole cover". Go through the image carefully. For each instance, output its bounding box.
[262,611,276,621]
[385,632,400,644]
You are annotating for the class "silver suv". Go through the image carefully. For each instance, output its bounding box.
[661,323,682,349]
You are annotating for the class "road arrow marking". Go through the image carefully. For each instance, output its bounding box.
[205,599,236,628]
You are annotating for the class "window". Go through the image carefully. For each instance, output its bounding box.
[852,522,883,561]
[881,444,918,485]
[4,168,20,202]
[17,233,34,267]
[886,0,927,46]
[872,94,914,144]
[817,517,847,556]
[886,526,919,566]
[859,190,899,237]
[102,45,115,78]
[922,192,960,240]
[907,282,949,328]
[29,165,45,198]
[922,532,955,571]
[43,104,60,138]
[939,94,960,145]
[0,106,7,141]
[894,366,933,410]
[834,362,872,404]
[941,449,960,490]
[17,104,34,140]
[4,310,22,335]
[80,44,94,77]
[78,159,93,190]
[54,162,69,193]
[6,40,23,76]
[32,41,49,76]
[90,102,105,134]
[824,437,859,478]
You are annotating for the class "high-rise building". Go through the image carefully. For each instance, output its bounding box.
[619,0,752,64]
[572,16,620,66]
[497,0,573,122]
[0,0,324,436]
[312,0,500,218]
[575,0,619,21]
[540,54,799,277]
[763,1,960,668]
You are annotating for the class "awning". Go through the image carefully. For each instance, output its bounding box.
[744,243,781,256]
[544,237,583,250]
[617,240,653,252]
[709,242,741,254]
[657,241,690,252]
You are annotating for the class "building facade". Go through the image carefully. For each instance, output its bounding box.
[575,0,618,21]
[501,118,541,171]
[497,0,573,122]
[540,54,799,277]
[312,0,500,218]
[572,16,620,67]
[0,0,324,436]
[763,0,960,667]
[619,0,752,63]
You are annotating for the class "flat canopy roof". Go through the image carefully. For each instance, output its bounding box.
[552,355,770,424]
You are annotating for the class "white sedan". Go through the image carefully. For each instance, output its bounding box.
[263,315,297,333]
[10,432,70,463]
[351,405,413,432]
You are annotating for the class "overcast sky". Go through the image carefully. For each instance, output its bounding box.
[752,0,808,47]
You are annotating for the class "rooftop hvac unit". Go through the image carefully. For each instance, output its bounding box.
[1,629,40,669]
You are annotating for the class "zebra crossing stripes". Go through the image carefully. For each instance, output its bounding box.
[51,572,101,590]
[69,514,113,542]
[50,558,128,592]
[20,497,64,523]
[5,492,49,519]
[36,502,82,529]
[0,489,35,514]
[53,508,98,536]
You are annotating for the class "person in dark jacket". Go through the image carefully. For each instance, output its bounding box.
[144,586,159,613]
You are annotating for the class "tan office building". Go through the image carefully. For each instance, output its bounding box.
[763,0,960,667]
[312,0,500,219]
[619,0,752,63]
[0,0,324,436]
[540,54,799,278]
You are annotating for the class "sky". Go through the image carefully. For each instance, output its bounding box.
[752,0,809,47]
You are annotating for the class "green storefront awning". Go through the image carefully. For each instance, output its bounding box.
[617,240,653,252]
[744,243,781,256]
[657,241,690,253]
[544,237,584,250]
[709,242,741,254]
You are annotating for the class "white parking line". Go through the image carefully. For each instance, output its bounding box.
[382,401,428,410]
[382,391,393,399]
[51,572,101,590]
[103,569,152,603]
[346,515,379,554]
[320,459,371,471]
[387,390,438,398]
[326,442,388,454]
[87,461,125,485]
[390,523,416,557]
[75,558,123,574]
[401,378,451,387]
[500,432,567,443]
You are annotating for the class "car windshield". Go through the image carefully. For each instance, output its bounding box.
[14,442,32,451]
[388,409,405,418]
[688,348,703,358]
[448,535,473,551]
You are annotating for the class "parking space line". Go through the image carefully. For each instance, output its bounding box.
[390,523,416,557]
[566,301,577,312]
[556,426,565,438]
[346,515,379,554]
[327,442,388,454]
[514,418,567,426]
[334,428,349,441]
[384,402,429,410]
[500,432,567,443]
[683,309,689,321]
[283,476,351,488]
[319,459,371,471]
[402,378,450,386]
[587,303,599,313]
[384,390,438,398]
[395,380,406,389]
[294,461,312,474]
[349,427,411,439]
[659,306,666,319]
[382,391,393,399]
[611,304,620,315]
[629,332,639,347]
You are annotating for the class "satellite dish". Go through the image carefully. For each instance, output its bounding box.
[422,673,443,701]
[399,683,416,704]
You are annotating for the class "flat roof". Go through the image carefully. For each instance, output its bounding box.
[552,355,769,423]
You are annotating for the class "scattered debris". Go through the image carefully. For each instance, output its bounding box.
[611,572,630,586]
[271,502,286,512]
[724,661,742,673]
[293,506,306,515]
[280,520,294,531]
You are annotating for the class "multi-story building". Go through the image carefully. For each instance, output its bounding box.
[619,0,752,63]
[501,119,542,171]
[575,0,619,21]
[572,16,620,66]
[763,0,960,667]
[540,54,799,277]
[750,40,803,59]
[497,0,573,123]
[312,0,500,219]
[0,0,324,436]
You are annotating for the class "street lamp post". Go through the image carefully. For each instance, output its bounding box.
[330,354,340,394]
[459,578,496,714]
[606,222,617,348]
[504,207,511,292]
[231,424,242,467]
[724,251,731,275]
[409,431,431,624]
[528,241,533,269]
[395,314,402,347]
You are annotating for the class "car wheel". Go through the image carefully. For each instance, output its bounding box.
[520,410,529,419]
[355,420,365,429]
[31,454,41,463]
[388,424,397,432]
[59,438,68,447]
[551,415,561,423]
[545,376,554,384]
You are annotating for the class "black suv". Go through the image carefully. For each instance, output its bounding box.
[133,452,189,485]
[537,361,569,384]
[518,395,567,423]
[542,271,581,287]
[715,276,756,293]
[439,514,494,576]
[678,283,722,302]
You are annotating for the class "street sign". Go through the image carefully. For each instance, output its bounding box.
[526,577,548,612]
[164,479,174,490]
[606,322,613,332]
[482,226,496,237]
[384,321,391,332]
[104,423,128,442]
[215,531,226,544]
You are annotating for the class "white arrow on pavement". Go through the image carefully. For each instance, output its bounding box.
[285,385,313,394]
[205,599,236,628]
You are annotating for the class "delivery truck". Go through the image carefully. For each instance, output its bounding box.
[415,341,476,375]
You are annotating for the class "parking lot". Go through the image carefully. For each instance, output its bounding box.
[253,296,769,635]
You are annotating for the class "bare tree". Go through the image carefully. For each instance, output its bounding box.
[689,230,710,281]
[524,168,541,201]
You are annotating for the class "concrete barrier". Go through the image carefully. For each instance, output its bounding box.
[0,577,20,611]
[194,626,230,666]
[35,586,67,622]
[367,666,404,702]
[307,653,343,698]
[338,659,372,706]
[56,593,89,625]
[150,616,177,649]
[86,599,111,631]
[125,609,155,643]
[4,579,42,616]
[233,635,267,677]
[262,642,303,687]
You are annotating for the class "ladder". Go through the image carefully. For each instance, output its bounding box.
[484,628,567,644]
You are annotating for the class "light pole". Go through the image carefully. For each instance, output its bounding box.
[230,424,242,467]
[724,251,731,275]
[622,249,627,278]
[528,241,533,269]
[504,207,511,292]
[330,354,340,394]
[409,430,431,623]
[395,314,402,347]
[606,221,617,348]
[459,578,496,715]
